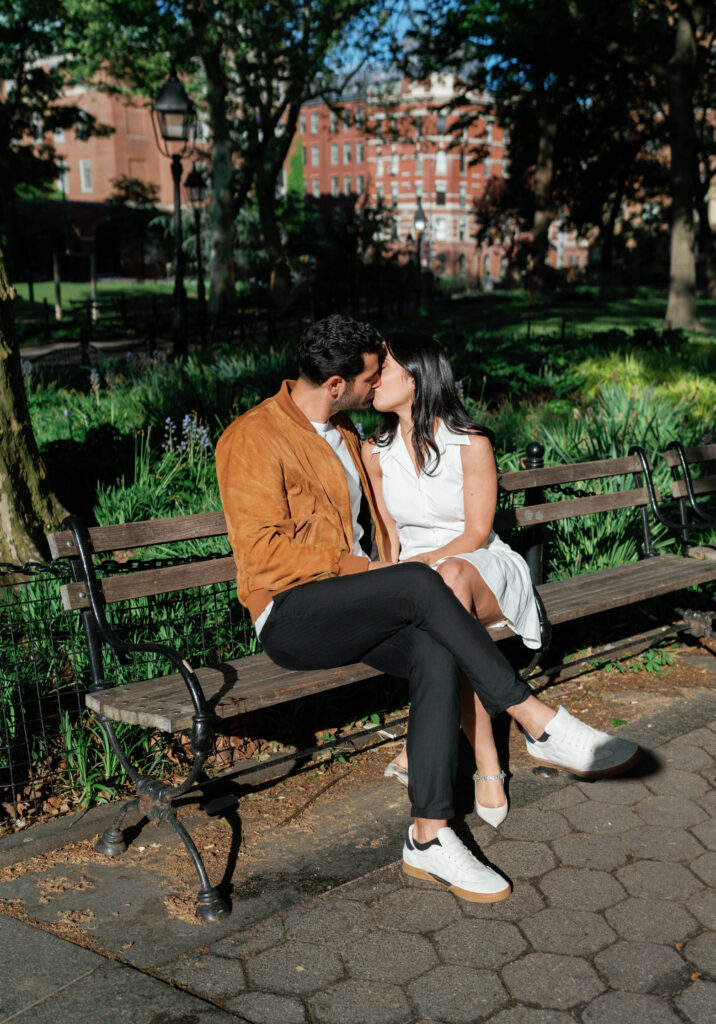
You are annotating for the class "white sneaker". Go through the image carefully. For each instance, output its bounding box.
[525,706,641,779]
[402,825,510,903]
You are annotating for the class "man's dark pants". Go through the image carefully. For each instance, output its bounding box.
[259,562,530,820]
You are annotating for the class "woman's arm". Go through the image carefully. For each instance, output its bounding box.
[404,433,497,565]
[362,440,401,564]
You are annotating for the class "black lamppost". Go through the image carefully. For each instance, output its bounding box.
[413,201,427,310]
[185,162,208,348]
[151,67,195,355]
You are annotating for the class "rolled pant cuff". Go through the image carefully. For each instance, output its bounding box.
[410,805,454,821]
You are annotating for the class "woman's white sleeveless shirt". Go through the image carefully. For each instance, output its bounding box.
[372,421,541,649]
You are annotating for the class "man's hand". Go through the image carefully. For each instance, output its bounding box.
[367,560,395,570]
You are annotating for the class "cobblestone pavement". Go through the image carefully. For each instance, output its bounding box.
[1,714,715,1023]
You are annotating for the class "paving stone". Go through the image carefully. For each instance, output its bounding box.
[539,867,626,911]
[581,991,682,1024]
[690,851,716,886]
[686,888,716,929]
[432,918,527,967]
[656,740,714,772]
[497,808,570,842]
[483,1010,574,1024]
[634,795,708,828]
[225,991,307,1023]
[673,979,716,1023]
[683,931,716,975]
[521,908,616,955]
[577,777,650,805]
[211,914,285,959]
[501,951,604,1009]
[616,860,703,900]
[621,825,706,863]
[562,801,641,834]
[644,768,711,799]
[550,833,628,871]
[691,816,716,852]
[700,763,716,788]
[462,880,545,922]
[341,930,437,983]
[407,965,508,1023]
[309,978,411,1024]
[594,940,690,994]
[484,839,556,878]
[371,887,461,933]
[534,785,588,811]
[245,939,343,995]
[155,952,245,999]
[283,895,374,948]
[604,898,699,944]
[334,863,404,902]
[680,727,716,752]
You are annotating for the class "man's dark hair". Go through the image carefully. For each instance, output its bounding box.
[298,315,383,385]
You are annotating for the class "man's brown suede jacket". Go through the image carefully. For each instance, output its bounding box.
[215,380,387,623]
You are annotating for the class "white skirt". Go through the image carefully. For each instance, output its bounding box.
[431,532,542,650]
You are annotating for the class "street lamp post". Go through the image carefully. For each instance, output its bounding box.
[185,162,208,348]
[413,201,427,310]
[151,67,195,355]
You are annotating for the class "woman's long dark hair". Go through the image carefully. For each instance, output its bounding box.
[373,331,494,474]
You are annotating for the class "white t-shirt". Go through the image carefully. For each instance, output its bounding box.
[254,419,365,638]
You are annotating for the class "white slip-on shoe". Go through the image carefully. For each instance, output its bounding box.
[474,771,508,828]
[525,706,641,779]
[402,824,511,903]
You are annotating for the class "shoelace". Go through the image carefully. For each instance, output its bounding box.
[439,831,489,873]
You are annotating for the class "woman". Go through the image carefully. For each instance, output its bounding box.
[363,331,541,827]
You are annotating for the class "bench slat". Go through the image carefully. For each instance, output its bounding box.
[494,487,651,531]
[664,444,716,469]
[48,511,228,559]
[84,554,716,732]
[60,556,237,610]
[671,475,716,499]
[499,455,645,492]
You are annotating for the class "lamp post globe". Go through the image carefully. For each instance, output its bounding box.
[185,163,208,348]
[152,67,195,355]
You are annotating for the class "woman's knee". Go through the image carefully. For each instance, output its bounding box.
[436,557,471,591]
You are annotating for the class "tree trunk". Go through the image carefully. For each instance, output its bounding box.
[255,169,291,309]
[694,170,716,298]
[202,47,237,318]
[0,247,67,564]
[664,1,702,330]
[528,90,559,293]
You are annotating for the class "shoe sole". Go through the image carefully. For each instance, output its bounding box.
[528,746,642,780]
[402,861,511,903]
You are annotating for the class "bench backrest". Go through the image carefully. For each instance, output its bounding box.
[664,443,716,502]
[48,452,654,612]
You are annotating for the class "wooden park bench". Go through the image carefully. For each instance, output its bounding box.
[47,443,716,921]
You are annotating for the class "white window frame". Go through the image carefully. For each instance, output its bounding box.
[79,159,93,193]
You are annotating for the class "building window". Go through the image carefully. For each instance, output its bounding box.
[391,182,398,205]
[355,107,364,130]
[300,114,306,134]
[79,159,93,193]
[436,113,447,134]
[356,175,364,195]
[436,185,446,206]
[459,218,467,241]
[57,161,69,195]
[311,112,319,133]
[415,116,422,139]
[416,149,423,174]
[302,146,307,166]
[312,178,320,198]
[460,149,466,173]
[331,176,339,197]
[344,176,352,196]
[435,217,447,241]
[53,127,66,144]
[391,218,399,240]
[459,183,466,207]
[343,142,351,164]
[458,253,467,272]
[484,158,491,176]
[330,144,338,165]
[377,154,384,177]
[391,151,399,175]
[356,142,364,163]
[377,183,384,202]
[436,149,447,176]
[486,120,493,143]
[330,111,338,132]
[311,145,319,166]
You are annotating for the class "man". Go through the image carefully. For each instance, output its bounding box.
[216,315,639,903]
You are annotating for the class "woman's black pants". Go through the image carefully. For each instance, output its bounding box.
[259,562,530,821]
